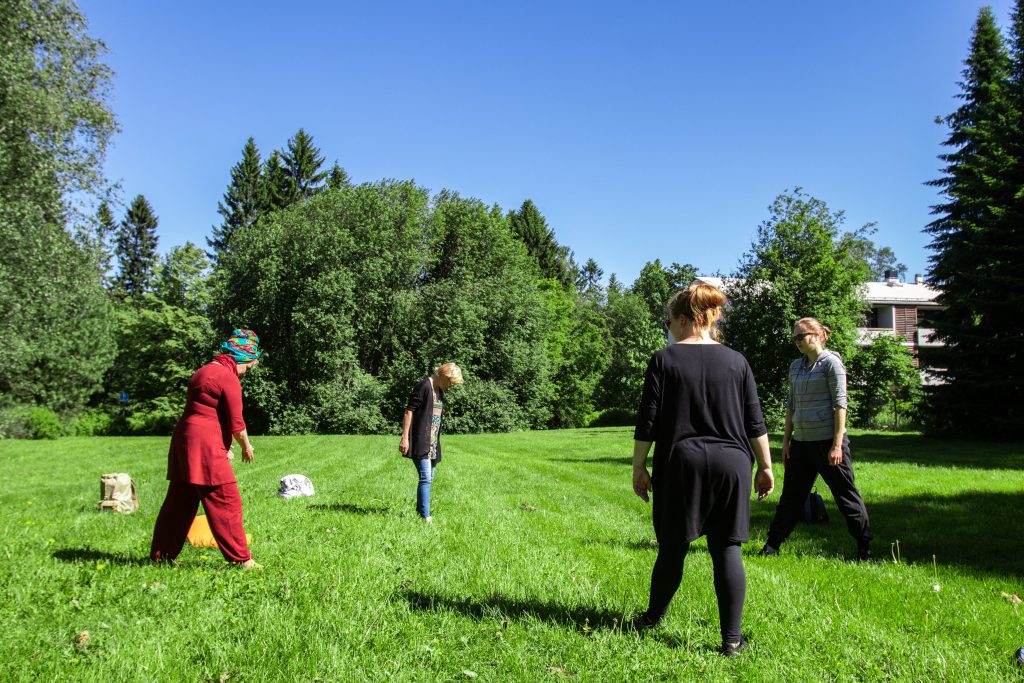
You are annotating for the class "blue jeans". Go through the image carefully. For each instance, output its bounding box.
[413,457,435,518]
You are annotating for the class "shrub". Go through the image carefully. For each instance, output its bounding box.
[70,409,116,436]
[0,406,63,440]
[443,380,529,434]
[586,407,636,428]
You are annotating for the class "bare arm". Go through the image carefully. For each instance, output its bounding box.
[232,429,254,463]
[399,410,413,455]
[749,433,774,499]
[632,440,653,502]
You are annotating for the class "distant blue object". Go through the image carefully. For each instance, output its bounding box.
[119,391,129,403]
[1016,646,1024,667]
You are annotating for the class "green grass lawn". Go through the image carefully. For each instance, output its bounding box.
[0,429,1022,681]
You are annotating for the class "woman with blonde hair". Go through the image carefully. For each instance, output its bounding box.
[760,317,872,560]
[632,284,774,656]
[399,362,464,522]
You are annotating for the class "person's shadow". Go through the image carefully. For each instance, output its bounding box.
[402,589,624,631]
[52,548,150,566]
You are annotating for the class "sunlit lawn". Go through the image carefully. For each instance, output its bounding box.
[0,428,1021,681]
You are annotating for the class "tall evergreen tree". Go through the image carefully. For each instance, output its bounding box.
[282,128,327,201]
[209,137,265,259]
[507,199,573,288]
[263,150,292,212]
[115,195,159,301]
[576,258,604,295]
[327,161,351,190]
[924,7,1020,437]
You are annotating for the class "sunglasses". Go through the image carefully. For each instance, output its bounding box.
[791,332,813,342]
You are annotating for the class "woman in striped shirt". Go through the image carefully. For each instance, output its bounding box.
[760,317,872,561]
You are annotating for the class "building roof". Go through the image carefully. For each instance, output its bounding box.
[861,281,941,305]
[694,276,942,306]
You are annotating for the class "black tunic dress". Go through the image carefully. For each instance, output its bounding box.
[634,343,767,545]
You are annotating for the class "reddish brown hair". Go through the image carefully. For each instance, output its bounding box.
[667,283,727,331]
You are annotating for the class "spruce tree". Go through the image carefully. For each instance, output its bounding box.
[507,199,573,288]
[925,7,1019,437]
[282,128,327,201]
[115,194,159,301]
[327,161,351,190]
[209,137,264,259]
[263,150,292,212]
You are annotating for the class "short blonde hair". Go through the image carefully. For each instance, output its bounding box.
[436,362,464,385]
[794,317,831,345]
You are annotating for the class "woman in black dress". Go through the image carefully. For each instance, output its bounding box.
[631,283,774,656]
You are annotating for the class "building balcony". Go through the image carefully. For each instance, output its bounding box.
[916,327,942,348]
[856,327,895,345]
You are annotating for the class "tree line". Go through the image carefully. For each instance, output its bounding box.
[8,0,1018,439]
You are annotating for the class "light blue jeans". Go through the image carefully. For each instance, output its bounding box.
[413,457,435,518]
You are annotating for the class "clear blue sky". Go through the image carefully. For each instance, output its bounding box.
[77,0,1014,285]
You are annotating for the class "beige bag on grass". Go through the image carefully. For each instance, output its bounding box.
[98,473,138,514]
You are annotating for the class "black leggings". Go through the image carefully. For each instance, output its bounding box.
[646,534,745,643]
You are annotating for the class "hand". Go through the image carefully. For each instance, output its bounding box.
[828,445,842,467]
[754,467,775,500]
[399,436,409,456]
[782,442,791,470]
[226,447,234,461]
[632,467,652,503]
[243,445,254,463]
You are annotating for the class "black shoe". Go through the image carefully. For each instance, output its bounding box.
[719,639,748,657]
[857,545,872,562]
[758,544,779,557]
[628,612,661,631]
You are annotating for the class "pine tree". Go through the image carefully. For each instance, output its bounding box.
[208,137,265,259]
[263,150,291,212]
[327,161,351,190]
[507,200,573,288]
[576,258,604,295]
[115,195,159,301]
[282,128,327,201]
[924,7,1019,437]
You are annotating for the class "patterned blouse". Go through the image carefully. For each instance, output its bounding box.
[429,388,444,461]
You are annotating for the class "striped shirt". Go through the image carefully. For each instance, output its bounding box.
[787,350,847,442]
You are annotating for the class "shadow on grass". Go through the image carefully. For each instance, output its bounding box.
[849,433,1023,470]
[402,590,625,630]
[52,548,150,566]
[307,503,391,515]
[749,490,1024,575]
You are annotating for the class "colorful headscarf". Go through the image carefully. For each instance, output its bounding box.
[221,329,261,362]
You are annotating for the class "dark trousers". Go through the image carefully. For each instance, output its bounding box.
[646,534,746,644]
[150,480,251,563]
[766,436,872,549]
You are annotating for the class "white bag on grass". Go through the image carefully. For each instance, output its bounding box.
[277,474,315,499]
[98,473,138,514]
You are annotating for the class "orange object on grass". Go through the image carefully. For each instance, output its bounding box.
[186,515,251,548]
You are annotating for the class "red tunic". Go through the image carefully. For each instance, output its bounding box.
[166,354,246,485]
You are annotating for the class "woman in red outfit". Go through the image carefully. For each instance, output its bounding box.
[150,329,262,569]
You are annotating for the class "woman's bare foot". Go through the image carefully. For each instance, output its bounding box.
[241,559,263,571]
[423,516,433,524]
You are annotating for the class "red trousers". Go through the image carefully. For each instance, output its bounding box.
[150,480,251,563]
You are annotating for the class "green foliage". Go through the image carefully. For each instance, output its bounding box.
[262,150,291,212]
[114,195,160,301]
[631,259,698,324]
[723,189,870,428]
[69,408,115,436]
[597,292,664,413]
[282,128,328,202]
[0,0,118,225]
[924,5,1024,438]
[0,208,116,413]
[442,380,529,433]
[153,242,211,313]
[576,257,604,296]
[507,199,574,288]
[327,162,351,190]
[0,405,63,439]
[841,226,907,281]
[107,296,215,435]
[848,336,922,429]
[209,137,266,260]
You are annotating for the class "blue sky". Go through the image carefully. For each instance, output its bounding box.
[78,1,1014,285]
